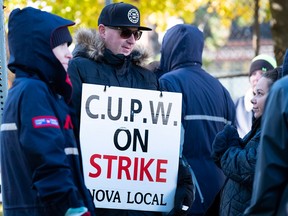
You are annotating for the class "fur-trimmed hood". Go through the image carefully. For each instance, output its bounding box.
[72,28,150,66]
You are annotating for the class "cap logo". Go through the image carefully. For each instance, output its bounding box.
[262,67,267,72]
[127,8,139,24]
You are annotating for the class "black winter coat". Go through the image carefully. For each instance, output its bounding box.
[244,76,288,216]
[218,123,261,216]
[1,7,95,216]
[68,29,157,141]
[68,28,161,216]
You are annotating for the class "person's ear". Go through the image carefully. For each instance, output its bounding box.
[98,24,106,38]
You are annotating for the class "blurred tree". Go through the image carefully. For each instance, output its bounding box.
[2,0,280,60]
[3,0,105,31]
[269,0,288,64]
[3,0,262,33]
[253,0,260,56]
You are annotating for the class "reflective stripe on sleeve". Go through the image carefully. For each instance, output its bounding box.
[1,123,18,131]
[184,115,232,125]
[64,147,79,155]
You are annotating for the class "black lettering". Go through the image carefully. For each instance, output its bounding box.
[151,193,159,205]
[130,99,142,122]
[113,191,121,203]
[160,193,167,206]
[106,190,121,203]
[133,129,148,152]
[134,192,143,204]
[127,191,134,203]
[144,193,152,205]
[106,190,114,202]
[150,101,172,125]
[95,190,105,201]
[114,128,131,151]
[108,96,122,120]
[90,189,96,199]
[86,95,99,118]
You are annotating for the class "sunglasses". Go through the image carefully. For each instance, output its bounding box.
[107,26,142,41]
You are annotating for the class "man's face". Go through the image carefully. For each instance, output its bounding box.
[99,24,142,56]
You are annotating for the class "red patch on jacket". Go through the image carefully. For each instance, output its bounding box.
[64,114,74,129]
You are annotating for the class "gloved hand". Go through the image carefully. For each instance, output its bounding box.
[65,207,91,216]
[168,157,195,216]
[211,124,241,167]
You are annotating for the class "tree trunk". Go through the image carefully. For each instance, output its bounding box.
[269,0,288,64]
[253,0,260,56]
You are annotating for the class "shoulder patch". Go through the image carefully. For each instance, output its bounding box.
[32,116,60,128]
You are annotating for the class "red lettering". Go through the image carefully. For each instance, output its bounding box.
[89,154,102,178]
[89,154,168,182]
[156,159,167,182]
[118,156,132,180]
[140,158,154,181]
[133,157,139,180]
[103,155,117,178]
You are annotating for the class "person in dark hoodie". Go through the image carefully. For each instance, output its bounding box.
[68,2,194,216]
[244,50,288,216]
[156,24,236,216]
[211,66,282,216]
[0,7,95,216]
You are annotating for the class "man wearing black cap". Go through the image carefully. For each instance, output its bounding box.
[68,2,156,138]
[68,2,194,216]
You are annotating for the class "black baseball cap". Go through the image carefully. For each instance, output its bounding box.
[98,2,152,31]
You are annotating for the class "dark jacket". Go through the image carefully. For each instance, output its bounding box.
[68,28,161,216]
[213,119,261,216]
[68,28,158,141]
[244,76,288,216]
[0,7,95,216]
[158,24,236,215]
